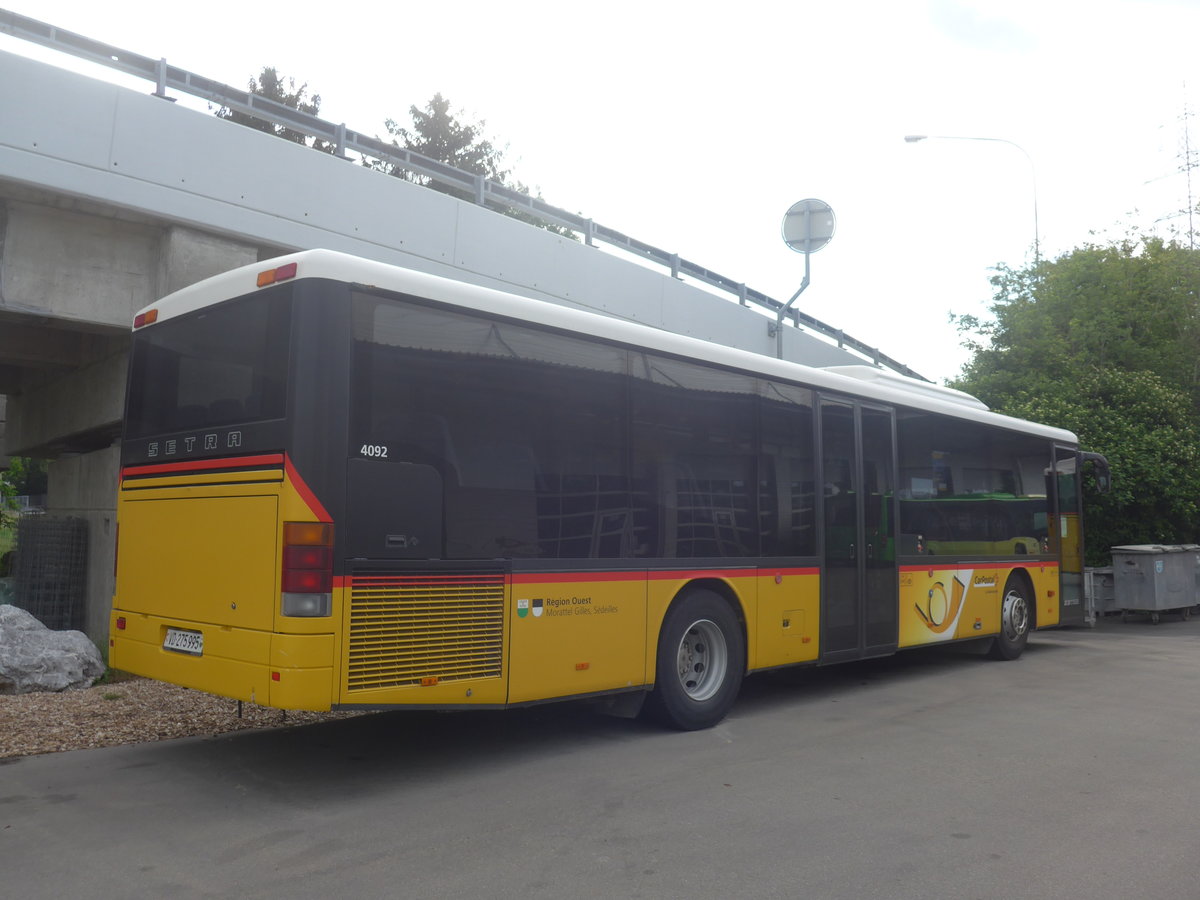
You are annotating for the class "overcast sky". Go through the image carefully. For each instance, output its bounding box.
[3,0,1197,383]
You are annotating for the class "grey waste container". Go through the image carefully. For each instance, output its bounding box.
[1111,544,1200,623]
[1084,566,1116,619]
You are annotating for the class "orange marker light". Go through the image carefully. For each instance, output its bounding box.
[575,662,590,671]
[284,522,333,546]
[256,261,299,288]
[421,677,439,687]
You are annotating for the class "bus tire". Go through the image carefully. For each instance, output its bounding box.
[988,577,1031,660]
[644,588,745,730]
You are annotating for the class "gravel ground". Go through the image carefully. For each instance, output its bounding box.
[0,675,363,759]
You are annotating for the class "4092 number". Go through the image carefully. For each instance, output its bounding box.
[360,444,389,458]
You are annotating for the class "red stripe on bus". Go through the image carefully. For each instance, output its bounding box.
[336,568,821,587]
[898,561,1059,573]
[284,455,332,523]
[348,576,507,588]
[650,567,819,580]
[121,453,284,479]
[751,567,821,577]
[511,567,818,585]
[119,453,332,524]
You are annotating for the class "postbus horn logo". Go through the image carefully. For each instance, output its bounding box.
[915,577,965,634]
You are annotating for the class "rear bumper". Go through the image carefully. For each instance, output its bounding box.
[108,609,335,711]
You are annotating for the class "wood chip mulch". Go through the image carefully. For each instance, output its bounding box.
[0,674,361,758]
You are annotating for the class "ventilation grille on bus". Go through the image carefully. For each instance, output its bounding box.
[346,572,505,691]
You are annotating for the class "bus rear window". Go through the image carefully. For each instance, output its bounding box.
[125,290,291,439]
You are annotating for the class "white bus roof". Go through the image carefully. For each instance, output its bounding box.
[135,249,1078,445]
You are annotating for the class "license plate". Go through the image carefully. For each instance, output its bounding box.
[163,627,203,655]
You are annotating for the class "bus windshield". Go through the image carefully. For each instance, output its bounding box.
[124,288,291,439]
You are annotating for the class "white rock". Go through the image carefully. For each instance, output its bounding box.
[0,604,106,694]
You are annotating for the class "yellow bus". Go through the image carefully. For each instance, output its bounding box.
[109,250,1108,730]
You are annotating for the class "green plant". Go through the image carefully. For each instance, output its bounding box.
[92,667,135,686]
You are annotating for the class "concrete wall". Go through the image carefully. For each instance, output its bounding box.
[0,48,861,369]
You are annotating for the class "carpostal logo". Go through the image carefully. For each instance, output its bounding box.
[517,598,544,619]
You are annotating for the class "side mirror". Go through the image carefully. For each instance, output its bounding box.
[1080,452,1111,495]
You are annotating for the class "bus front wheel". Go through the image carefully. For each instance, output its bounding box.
[644,589,745,730]
[988,578,1031,661]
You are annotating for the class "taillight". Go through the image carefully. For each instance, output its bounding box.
[281,522,333,617]
[257,261,298,288]
[281,546,333,589]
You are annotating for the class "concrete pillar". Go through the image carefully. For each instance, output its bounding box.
[156,226,260,298]
[5,351,127,454]
[1,200,160,327]
[45,445,120,643]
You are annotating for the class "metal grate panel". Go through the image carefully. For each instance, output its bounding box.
[347,572,505,691]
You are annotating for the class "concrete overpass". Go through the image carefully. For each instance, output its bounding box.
[0,24,911,642]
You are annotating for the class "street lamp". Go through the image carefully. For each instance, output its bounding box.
[904,133,1040,264]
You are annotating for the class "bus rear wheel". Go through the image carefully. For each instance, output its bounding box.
[988,578,1031,660]
[644,589,745,730]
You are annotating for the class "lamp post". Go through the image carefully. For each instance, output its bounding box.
[904,134,1040,265]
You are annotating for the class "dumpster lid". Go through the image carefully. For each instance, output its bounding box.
[1111,544,1200,553]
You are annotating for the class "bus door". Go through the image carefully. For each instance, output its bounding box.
[819,400,898,662]
[1051,445,1085,625]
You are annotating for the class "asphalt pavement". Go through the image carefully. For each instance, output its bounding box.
[3,613,1199,899]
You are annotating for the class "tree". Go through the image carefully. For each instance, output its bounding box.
[218,78,572,236]
[953,234,1200,559]
[3,457,47,497]
[216,67,332,151]
[383,93,508,192]
[1,457,47,530]
[954,235,1200,410]
[376,94,575,237]
[999,369,1200,562]
[0,469,15,532]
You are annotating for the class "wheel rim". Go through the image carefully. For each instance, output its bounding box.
[674,618,728,702]
[1000,589,1029,642]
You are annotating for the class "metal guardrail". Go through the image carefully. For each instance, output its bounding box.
[0,8,926,381]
